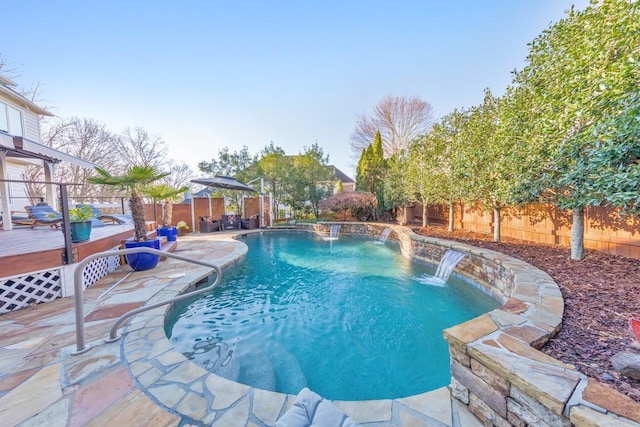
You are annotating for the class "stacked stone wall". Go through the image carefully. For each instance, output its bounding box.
[297,222,640,426]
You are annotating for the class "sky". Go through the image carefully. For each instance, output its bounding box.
[3,0,590,180]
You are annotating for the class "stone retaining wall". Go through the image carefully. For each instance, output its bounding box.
[297,222,640,426]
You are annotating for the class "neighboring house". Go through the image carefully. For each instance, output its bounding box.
[327,165,355,193]
[0,74,94,230]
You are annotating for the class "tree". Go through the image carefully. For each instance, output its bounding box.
[430,109,470,232]
[503,0,640,259]
[355,131,387,219]
[458,90,517,242]
[198,146,257,212]
[163,161,194,191]
[382,152,408,220]
[144,184,188,227]
[319,191,377,221]
[284,143,334,218]
[351,95,434,158]
[88,166,169,241]
[404,133,449,227]
[256,143,290,220]
[40,117,121,200]
[116,126,167,170]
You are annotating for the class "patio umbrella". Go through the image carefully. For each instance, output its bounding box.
[190,176,256,192]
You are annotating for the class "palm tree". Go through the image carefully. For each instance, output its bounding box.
[88,166,169,241]
[144,183,188,227]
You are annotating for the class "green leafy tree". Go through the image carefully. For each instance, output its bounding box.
[355,131,387,219]
[285,143,334,218]
[256,143,290,220]
[429,109,470,232]
[197,146,257,212]
[404,133,449,227]
[503,0,640,259]
[459,90,517,242]
[382,151,408,220]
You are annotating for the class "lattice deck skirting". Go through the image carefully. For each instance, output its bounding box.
[0,269,62,314]
[0,248,122,314]
[81,249,122,290]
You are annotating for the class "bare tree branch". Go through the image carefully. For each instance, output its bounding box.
[351,95,435,158]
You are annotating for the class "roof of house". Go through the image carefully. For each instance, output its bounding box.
[328,165,354,183]
[0,74,53,117]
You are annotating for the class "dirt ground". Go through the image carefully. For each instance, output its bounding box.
[414,225,640,402]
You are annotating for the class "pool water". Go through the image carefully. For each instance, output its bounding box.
[166,232,498,400]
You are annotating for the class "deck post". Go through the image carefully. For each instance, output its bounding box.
[59,184,74,264]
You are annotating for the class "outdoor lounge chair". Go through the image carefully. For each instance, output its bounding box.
[24,205,64,228]
[77,203,133,224]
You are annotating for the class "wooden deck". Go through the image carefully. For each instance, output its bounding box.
[0,223,135,277]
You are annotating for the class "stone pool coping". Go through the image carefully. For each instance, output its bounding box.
[122,225,640,426]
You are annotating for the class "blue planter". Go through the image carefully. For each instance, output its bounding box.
[70,221,92,243]
[124,239,161,271]
[157,226,178,241]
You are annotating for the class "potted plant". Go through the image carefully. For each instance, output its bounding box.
[88,165,169,271]
[67,204,94,242]
[144,184,188,242]
[176,220,189,236]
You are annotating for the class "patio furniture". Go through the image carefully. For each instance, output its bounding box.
[76,203,133,224]
[25,205,64,228]
[221,214,241,230]
[0,211,31,229]
[241,214,260,230]
[199,217,220,233]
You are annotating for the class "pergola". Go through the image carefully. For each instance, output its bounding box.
[0,133,95,230]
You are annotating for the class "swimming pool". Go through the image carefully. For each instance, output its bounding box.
[166,232,498,401]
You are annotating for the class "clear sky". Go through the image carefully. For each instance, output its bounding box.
[4,0,589,179]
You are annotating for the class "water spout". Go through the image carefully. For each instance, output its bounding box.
[326,224,341,240]
[377,228,392,244]
[414,250,466,286]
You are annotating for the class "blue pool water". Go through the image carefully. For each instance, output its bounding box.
[166,232,498,400]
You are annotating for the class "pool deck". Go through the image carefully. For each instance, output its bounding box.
[0,230,483,426]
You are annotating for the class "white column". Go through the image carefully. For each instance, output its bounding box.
[0,151,12,230]
[43,161,57,210]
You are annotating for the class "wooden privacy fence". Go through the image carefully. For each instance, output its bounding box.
[143,197,270,232]
[404,203,640,259]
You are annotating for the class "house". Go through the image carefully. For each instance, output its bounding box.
[327,165,355,193]
[0,74,94,229]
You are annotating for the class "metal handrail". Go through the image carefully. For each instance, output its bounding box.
[72,247,222,354]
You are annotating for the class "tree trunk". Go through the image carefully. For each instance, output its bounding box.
[571,207,585,260]
[422,203,428,227]
[448,203,455,232]
[164,199,173,227]
[493,205,501,242]
[129,193,147,241]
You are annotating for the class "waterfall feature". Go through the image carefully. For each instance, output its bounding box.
[434,250,466,281]
[327,224,341,240]
[377,228,392,244]
[414,250,466,286]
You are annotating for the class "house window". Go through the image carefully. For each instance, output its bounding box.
[0,101,24,136]
[0,102,8,133]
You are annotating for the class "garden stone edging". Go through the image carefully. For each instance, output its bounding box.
[297,222,640,426]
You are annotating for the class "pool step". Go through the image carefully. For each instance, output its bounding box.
[269,343,307,392]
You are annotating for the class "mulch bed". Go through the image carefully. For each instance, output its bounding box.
[414,225,640,402]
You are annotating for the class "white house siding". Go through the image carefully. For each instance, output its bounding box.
[5,161,32,211]
[23,110,41,141]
